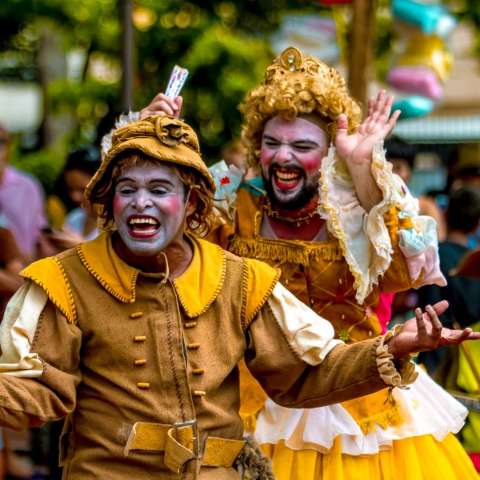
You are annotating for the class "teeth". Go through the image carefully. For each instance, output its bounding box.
[129,218,157,225]
[275,170,300,181]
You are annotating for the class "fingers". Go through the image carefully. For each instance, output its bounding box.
[360,90,396,136]
[415,307,426,337]
[367,97,375,117]
[382,109,401,137]
[336,113,348,132]
[174,96,183,113]
[441,327,480,345]
[425,304,442,339]
[140,93,182,119]
[431,300,449,316]
[336,114,349,140]
[415,304,442,342]
[441,328,473,344]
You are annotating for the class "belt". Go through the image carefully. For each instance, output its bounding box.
[123,420,245,474]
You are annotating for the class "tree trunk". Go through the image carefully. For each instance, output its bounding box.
[120,0,134,111]
[347,0,376,110]
[37,21,73,147]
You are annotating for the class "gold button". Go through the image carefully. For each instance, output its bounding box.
[137,382,150,389]
[134,335,147,342]
[134,359,147,366]
[310,299,314,306]
[193,390,206,397]
[187,343,200,350]
[192,368,204,375]
[339,279,343,285]
[184,321,197,329]
[284,279,289,285]
[341,314,346,320]
[130,312,144,319]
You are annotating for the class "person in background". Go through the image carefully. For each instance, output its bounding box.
[0,126,49,480]
[0,216,24,480]
[46,146,101,251]
[384,138,448,332]
[221,139,248,172]
[0,215,23,316]
[385,137,447,241]
[419,186,480,473]
[418,186,480,374]
[0,125,48,262]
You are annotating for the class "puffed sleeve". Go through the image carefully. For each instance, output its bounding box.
[319,143,445,304]
[0,281,82,429]
[245,283,416,408]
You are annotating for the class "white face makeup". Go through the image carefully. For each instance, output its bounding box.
[260,116,329,209]
[113,163,188,257]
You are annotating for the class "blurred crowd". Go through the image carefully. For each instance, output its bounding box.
[0,121,480,477]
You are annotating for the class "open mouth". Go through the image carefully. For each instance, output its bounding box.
[127,215,160,238]
[272,167,304,191]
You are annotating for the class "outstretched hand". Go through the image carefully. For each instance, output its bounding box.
[387,300,480,359]
[335,90,400,166]
[140,93,183,120]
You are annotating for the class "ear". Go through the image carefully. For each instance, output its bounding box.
[185,188,198,217]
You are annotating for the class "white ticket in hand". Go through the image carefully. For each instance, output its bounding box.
[165,65,189,99]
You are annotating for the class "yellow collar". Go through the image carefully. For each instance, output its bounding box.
[77,232,226,317]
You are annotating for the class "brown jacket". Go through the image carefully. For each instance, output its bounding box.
[0,233,389,479]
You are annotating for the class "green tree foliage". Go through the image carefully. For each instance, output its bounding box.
[0,0,319,173]
[3,0,472,187]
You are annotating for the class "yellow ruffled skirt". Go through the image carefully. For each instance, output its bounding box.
[262,433,478,480]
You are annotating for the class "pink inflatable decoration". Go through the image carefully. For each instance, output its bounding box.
[387,66,443,101]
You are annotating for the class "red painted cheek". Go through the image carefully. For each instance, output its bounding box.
[260,148,273,172]
[161,195,182,215]
[298,153,323,175]
[113,194,127,217]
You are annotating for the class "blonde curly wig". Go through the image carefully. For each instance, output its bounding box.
[240,47,362,166]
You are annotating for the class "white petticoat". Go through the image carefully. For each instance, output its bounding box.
[255,367,467,455]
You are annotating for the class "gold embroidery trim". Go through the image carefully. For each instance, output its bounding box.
[76,244,138,304]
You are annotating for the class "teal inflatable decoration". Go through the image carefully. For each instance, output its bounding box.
[393,96,435,118]
[392,0,456,37]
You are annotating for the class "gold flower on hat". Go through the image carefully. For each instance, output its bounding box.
[153,116,200,151]
[111,115,200,153]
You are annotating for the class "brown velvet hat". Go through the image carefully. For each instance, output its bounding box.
[85,115,215,204]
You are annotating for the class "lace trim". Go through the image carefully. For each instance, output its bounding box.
[318,143,418,304]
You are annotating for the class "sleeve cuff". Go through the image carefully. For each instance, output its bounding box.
[376,331,418,388]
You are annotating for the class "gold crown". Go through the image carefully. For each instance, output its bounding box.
[265,46,336,83]
[240,47,361,166]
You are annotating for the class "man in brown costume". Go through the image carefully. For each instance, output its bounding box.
[0,115,476,480]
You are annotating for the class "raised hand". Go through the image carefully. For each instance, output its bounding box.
[387,300,480,359]
[139,93,183,120]
[335,90,400,166]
